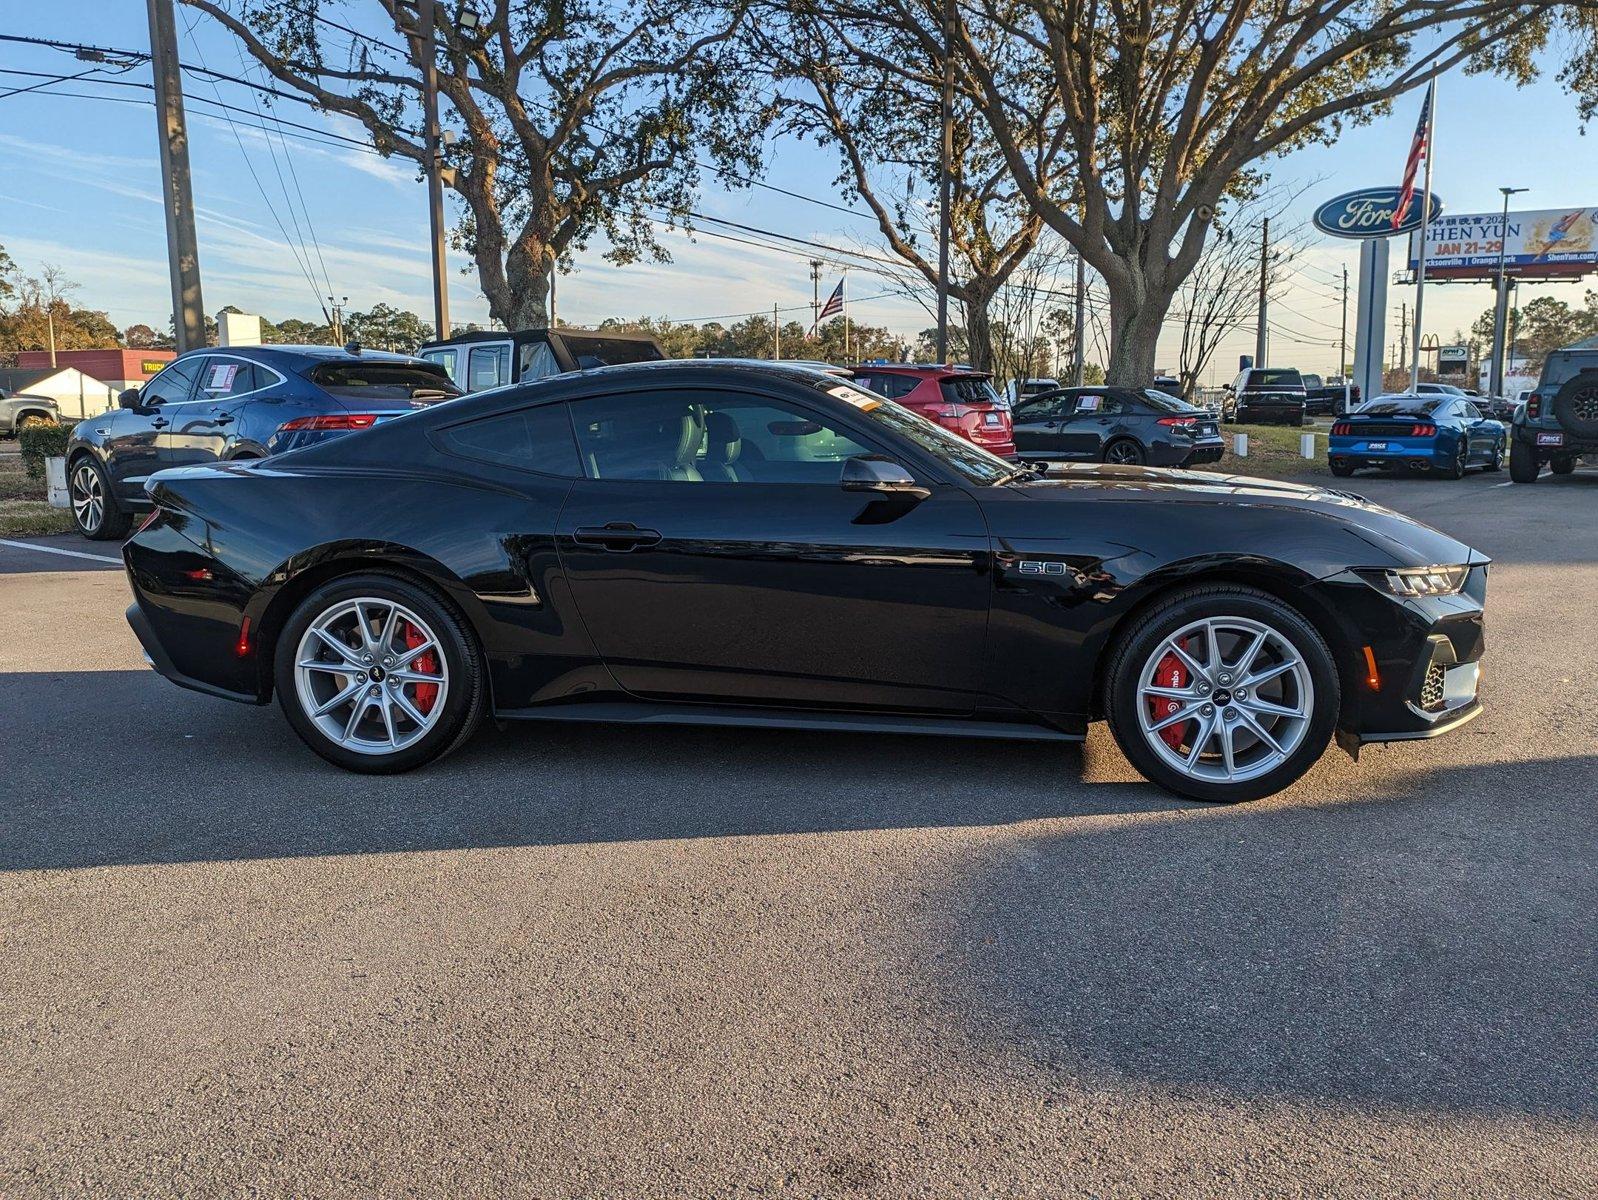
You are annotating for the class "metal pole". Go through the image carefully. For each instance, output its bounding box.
[1339,264,1348,377]
[47,308,57,368]
[1409,77,1437,392]
[1071,252,1085,387]
[416,0,450,339]
[1254,216,1270,367]
[773,302,779,360]
[1489,186,1526,398]
[147,0,205,353]
[934,0,953,362]
[809,259,822,336]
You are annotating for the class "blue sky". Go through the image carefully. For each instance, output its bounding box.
[3,4,1595,384]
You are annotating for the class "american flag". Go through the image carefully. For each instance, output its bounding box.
[1392,84,1432,230]
[817,279,844,325]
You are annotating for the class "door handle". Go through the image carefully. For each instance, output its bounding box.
[151,417,169,428]
[573,522,662,551]
[215,412,235,425]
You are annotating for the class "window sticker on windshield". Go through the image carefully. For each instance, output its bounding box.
[1078,395,1103,411]
[204,363,240,392]
[827,384,881,412]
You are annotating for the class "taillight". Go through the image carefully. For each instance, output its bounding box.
[1411,423,1436,437]
[279,413,380,432]
[1156,416,1197,428]
[1331,422,1351,436]
[931,405,969,420]
[1526,393,1541,418]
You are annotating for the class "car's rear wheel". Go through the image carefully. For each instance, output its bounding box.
[1442,441,1468,480]
[274,574,486,773]
[1509,439,1540,483]
[69,456,130,540]
[1329,461,1355,478]
[1104,438,1146,466]
[1105,586,1339,803]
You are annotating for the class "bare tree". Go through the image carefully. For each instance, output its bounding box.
[762,10,1058,369]
[806,0,1598,383]
[184,0,765,329]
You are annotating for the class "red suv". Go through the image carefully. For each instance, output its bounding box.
[851,365,1016,458]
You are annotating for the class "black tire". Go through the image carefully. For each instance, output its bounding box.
[1509,438,1540,483]
[68,455,131,541]
[1104,585,1340,804]
[1551,456,1575,475]
[1103,438,1146,466]
[273,573,487,773]
[1329,461,1355,478]
[1483,439,1503,473]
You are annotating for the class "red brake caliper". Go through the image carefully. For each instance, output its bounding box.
[1152,638,1190,749]
[402,621,440,715]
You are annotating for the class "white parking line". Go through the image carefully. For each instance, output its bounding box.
[1491,481,1514,488]
[0,538,122,564]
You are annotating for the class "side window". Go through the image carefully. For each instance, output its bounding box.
[520,342,561,381]
[438,403,581,477]
[142,359,204,405]
[1463,402,1483,420]
[467,344,511,391]
[197,357,264,399]
[420,348,459,385]
[569,389,876,484]
[868,374,918,400]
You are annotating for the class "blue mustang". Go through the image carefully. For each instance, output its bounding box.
[1328,394,1507,479]
[66,345,461,539]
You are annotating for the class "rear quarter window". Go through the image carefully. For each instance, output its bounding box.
[437,404,582,477]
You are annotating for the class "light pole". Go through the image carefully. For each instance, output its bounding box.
[1489,186,1527,398]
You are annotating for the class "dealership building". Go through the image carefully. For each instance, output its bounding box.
[8,349,176,419]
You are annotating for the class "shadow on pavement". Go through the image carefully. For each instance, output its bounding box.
[0,669,1183,873]
[932,751,1598,1119]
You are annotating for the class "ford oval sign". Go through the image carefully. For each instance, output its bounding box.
[1312,187,1445,239]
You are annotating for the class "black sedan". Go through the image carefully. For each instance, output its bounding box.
[122,361,1488,803]
[1011,386,1225,467]
[66,345,459,540]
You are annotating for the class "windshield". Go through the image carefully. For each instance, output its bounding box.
[814,379,1013,485]
[1141,389,1201,413]
[310,362,461,400]
[1358,397,1445,415]
[1247,369,1304,389]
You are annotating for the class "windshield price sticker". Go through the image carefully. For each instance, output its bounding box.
[205,363,240,392]
[1078,395,1103,411]
[827,384,882,411]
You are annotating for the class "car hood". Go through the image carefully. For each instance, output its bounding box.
[1001,463,1488,570]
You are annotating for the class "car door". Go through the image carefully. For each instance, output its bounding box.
[554,384,993,713]
[1010,391,1071,455]
[161,354,269,468]
[1058,392,1121,458]
[104,357,203,503]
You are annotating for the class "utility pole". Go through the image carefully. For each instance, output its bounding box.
[1396,303,1409,374]
[47,307,57,368]
[147,0,205,353]
[1254,216,1270,367]
[934,0,954,363]
[327,295,348,345]
[1071,252,1085,386]
[407,0,450,340]
[809,259,823,336]
[773,302,780,360]
[1489,186,1527,398]
[1339,264,1349,378]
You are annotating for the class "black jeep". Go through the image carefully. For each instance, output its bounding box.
[1510,344,1598,482]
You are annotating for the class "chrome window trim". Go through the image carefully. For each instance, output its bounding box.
[171,352,287,404]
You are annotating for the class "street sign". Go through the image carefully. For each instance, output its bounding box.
[1407,206,1598,279]
[1313,187,1445,239]
[1439,345,1468,377]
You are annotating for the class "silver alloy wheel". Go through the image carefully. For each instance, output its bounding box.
[293,597,449,756]
[1135,615,1314,784]
[71,464,104,533]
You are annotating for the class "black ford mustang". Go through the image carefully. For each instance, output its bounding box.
[122,361,1488,803]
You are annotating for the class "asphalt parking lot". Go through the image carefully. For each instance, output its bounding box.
[2,469,1595,1197]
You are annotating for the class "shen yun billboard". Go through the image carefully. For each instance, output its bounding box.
[1408,206,1598,279]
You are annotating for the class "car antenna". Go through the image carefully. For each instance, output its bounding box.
[345,339,362,356]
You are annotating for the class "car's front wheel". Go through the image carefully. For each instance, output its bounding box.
[1104,586,1339,803]
[69,456,130,540]
[274,574,487,773]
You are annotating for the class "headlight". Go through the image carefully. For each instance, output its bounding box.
[1363,565,1469,597]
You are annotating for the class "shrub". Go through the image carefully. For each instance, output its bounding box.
[20,422,70,479]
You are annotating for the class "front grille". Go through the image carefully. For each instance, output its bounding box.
[1420,662,1446,712]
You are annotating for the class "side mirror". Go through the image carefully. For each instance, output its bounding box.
[118,388,143,410]
[841,455,930,500]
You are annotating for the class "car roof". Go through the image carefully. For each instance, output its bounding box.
[863,363,991,379]
[179,344,430,365]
